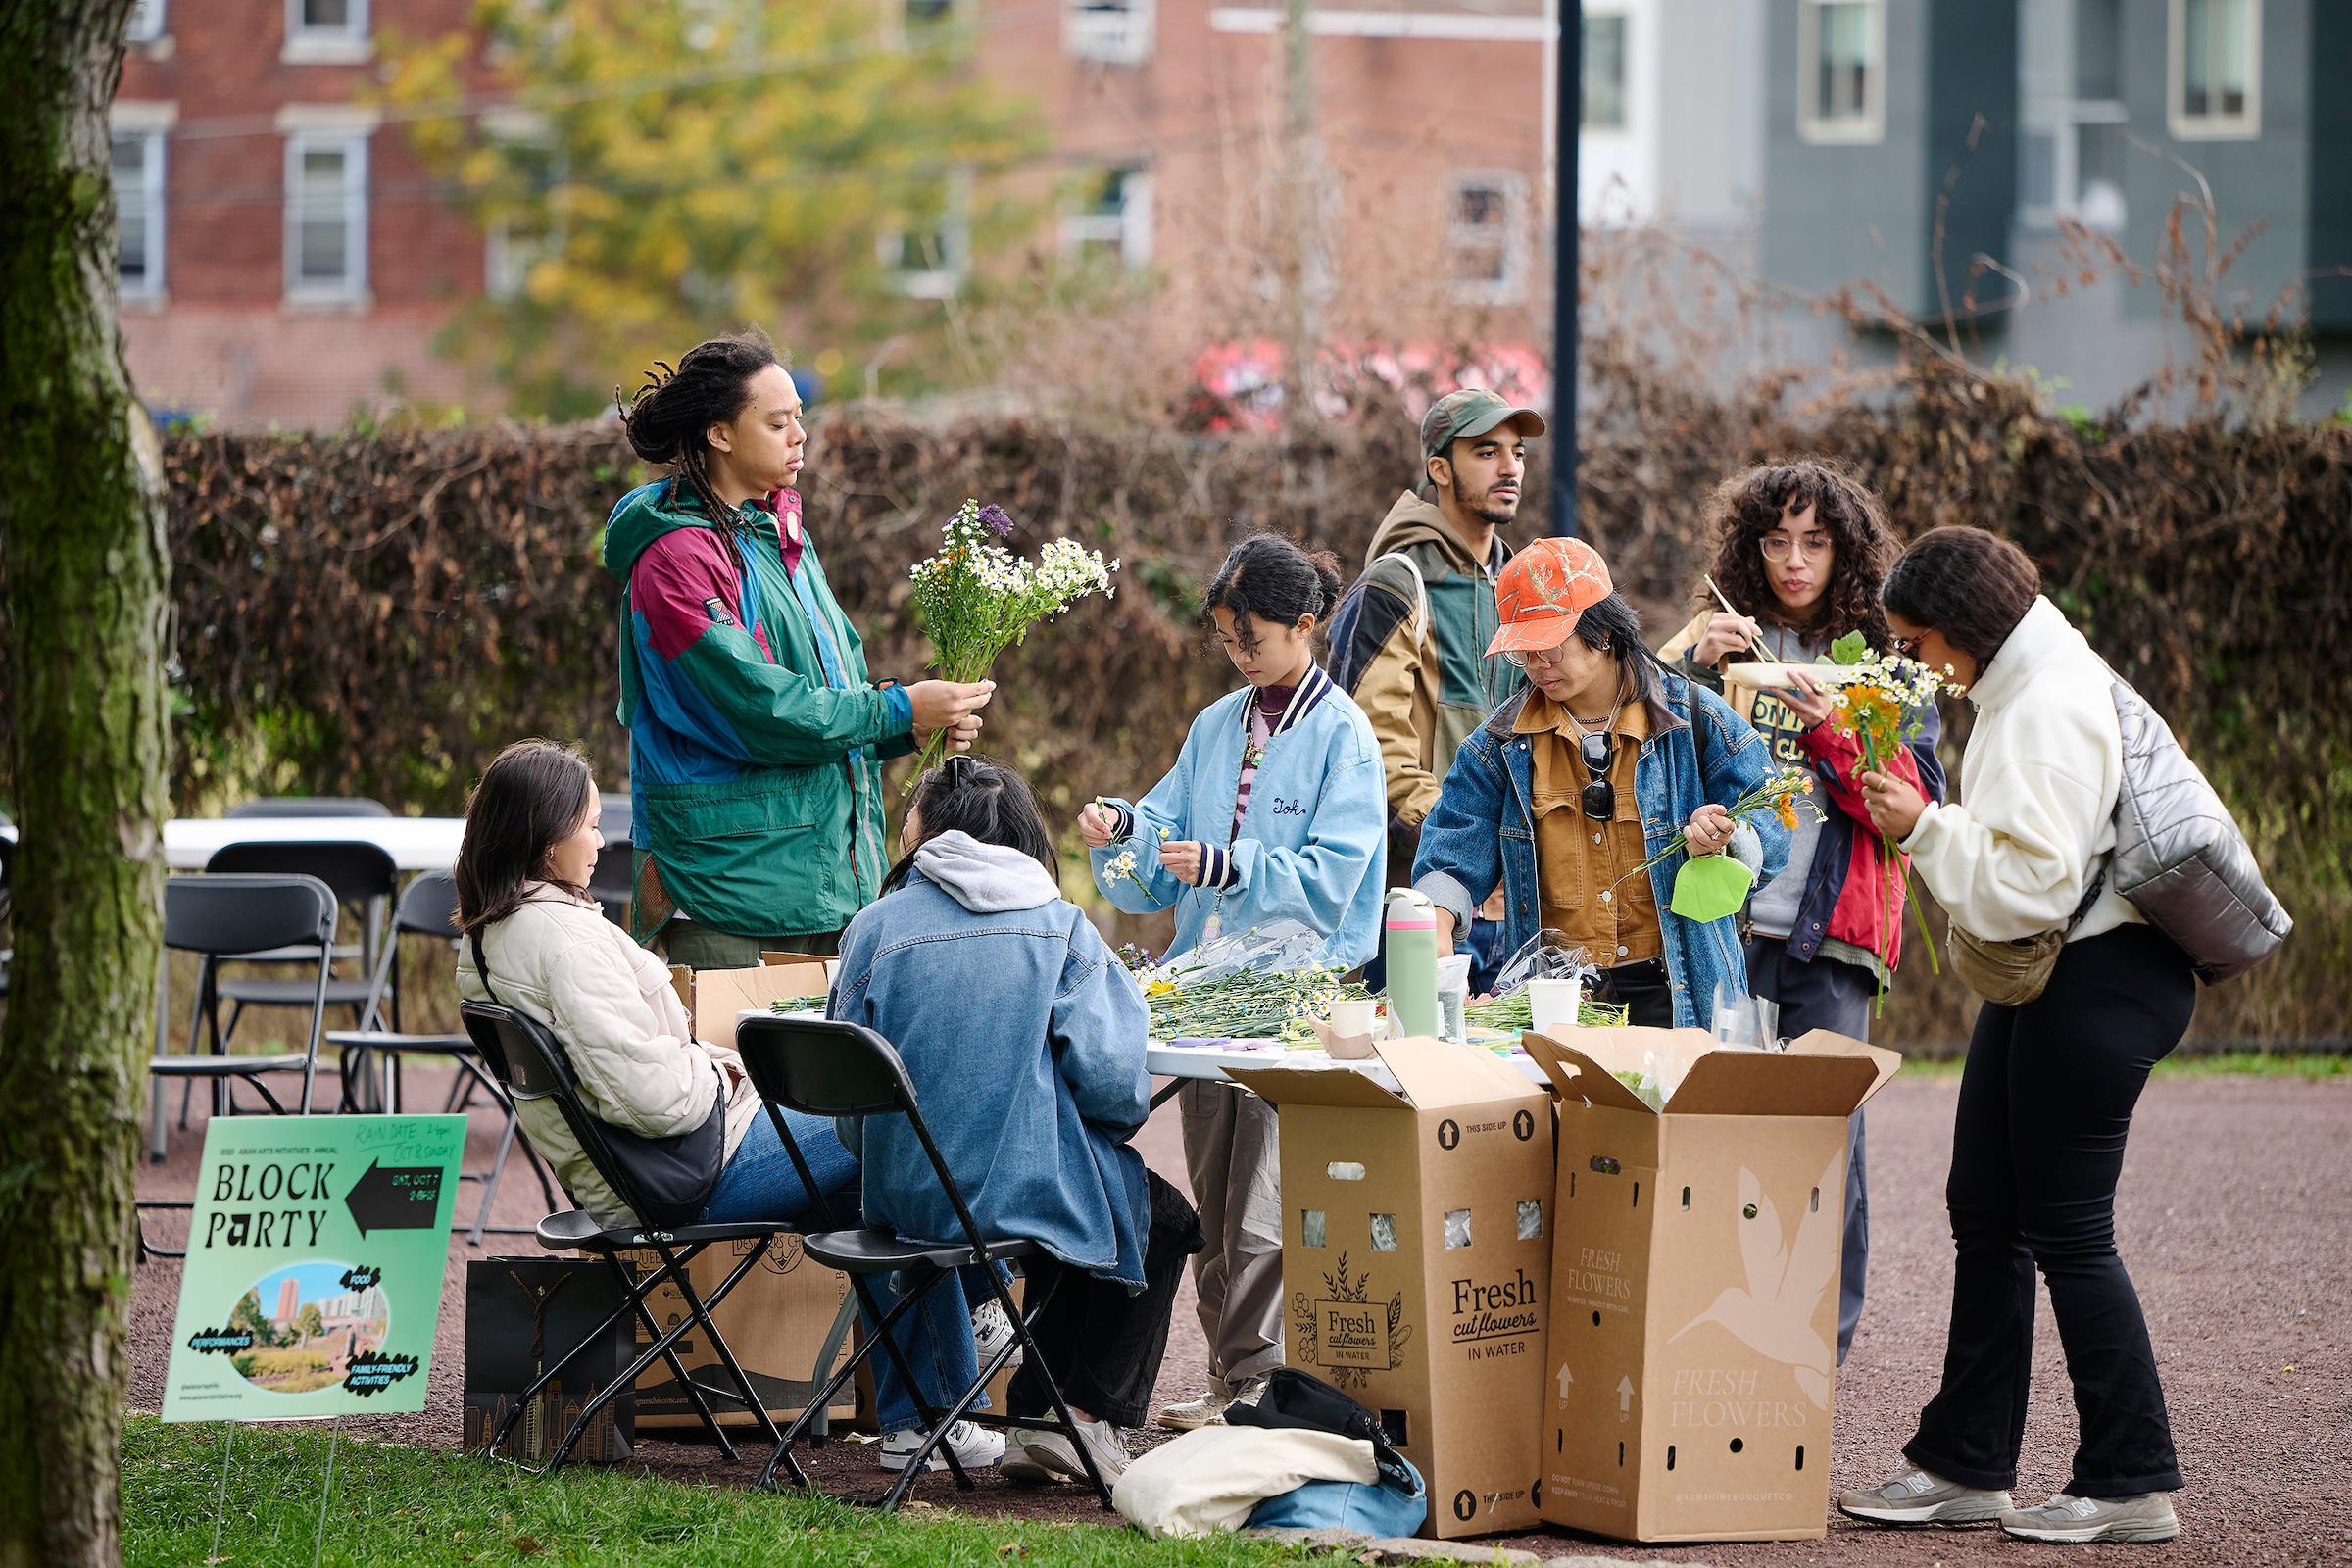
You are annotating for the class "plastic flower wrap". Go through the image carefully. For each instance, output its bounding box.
[1124,922,1365,1044]
[906,499,1117,786]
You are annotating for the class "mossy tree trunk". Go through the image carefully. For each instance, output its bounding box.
[0,1,172,1564]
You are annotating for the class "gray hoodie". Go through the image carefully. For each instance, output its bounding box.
[912,830,1062,914]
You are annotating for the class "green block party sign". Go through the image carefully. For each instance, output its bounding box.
[163,1115,467,1422]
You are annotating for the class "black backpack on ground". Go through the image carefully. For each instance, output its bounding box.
[1225,1367,1416,1494]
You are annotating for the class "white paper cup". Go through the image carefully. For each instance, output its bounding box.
[1528,977,1585,1035]
[1328,998,1380,1039]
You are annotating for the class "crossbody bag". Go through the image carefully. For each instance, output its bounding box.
[469,929,725,1227]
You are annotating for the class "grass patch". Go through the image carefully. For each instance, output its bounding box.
[1893,1052,2346,1080]
[122,1416,1326,1568]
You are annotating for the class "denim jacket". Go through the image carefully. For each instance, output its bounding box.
[830,841,1155,1286]
[1410,671,1790,1028]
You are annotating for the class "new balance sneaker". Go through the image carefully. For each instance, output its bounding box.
[999,1418,1131,1487]
[1838,1467,2014,1526]
[970,1298,1021,1368]
[2001,1492,2180,1544]
[1153,1375,1266,1433]
[878,1419,1004,1474]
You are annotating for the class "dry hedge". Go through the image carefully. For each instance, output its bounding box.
[3,361,2344,1047]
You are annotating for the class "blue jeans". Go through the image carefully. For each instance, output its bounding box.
[699,1106,858,1226]
[696,1110,976,1436]
[864,1266,991,1436]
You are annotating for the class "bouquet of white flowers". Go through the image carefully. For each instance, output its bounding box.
[906,499,1117,785]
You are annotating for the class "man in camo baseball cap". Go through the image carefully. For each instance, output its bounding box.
[1418,386,1547,465]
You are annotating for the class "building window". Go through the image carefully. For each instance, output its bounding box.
[1580,13,1627,130]
[112,131,167,300]
[882,172,969,299]
[483,129,564,303]
[2171,0,2259,138]
[1797,0,1883,144]
[1447,172,1523,305]
[284,0,371,63]
[1059,166,1152,268]
[284,132,368,303]
[1066,0,1153,64]
[127,0,167,43]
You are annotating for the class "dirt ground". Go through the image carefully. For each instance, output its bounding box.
[126,1069,2352,1566]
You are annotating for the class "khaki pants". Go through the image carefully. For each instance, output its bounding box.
[1179,1079,1287,1398]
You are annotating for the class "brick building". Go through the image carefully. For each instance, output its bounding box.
[111,0,1583,427]
[113,0,492,425]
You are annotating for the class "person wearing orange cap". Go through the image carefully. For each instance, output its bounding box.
[1409,537,1790,1027]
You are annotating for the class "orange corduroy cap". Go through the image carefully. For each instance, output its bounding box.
[1484,537,1615,657]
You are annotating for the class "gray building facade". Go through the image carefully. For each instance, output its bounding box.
[1747,0,2349,413]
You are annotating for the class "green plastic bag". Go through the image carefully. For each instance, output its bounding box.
[1670,854,1754,923]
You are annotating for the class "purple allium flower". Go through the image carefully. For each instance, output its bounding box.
[975,503,1015,539]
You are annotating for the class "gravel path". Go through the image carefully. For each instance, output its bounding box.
[126,1071,2352,1565]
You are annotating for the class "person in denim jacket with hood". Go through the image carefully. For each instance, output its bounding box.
[833,757,1202,1489]
[1413,538,1790,1028]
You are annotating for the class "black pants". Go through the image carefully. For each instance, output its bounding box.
[1008,1169,1202,1429]
[1590,957,1673,1028]
[1744,937,1874,1366]
[1904,923,2193,1498]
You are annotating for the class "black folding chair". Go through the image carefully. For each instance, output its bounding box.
[139,874,337,1259]
[734,1014,1114,1511]
[459,1000,784,1477]
[324,873,559,1243]
[204,840,400,1042]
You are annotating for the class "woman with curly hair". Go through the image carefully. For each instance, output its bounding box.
[1658,459,1945,1365]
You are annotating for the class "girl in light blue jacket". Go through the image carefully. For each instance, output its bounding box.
[1079,533,1387,1432]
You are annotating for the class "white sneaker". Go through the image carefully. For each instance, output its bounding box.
[2001,1492,2180,1544]
[878,1419,1004,1473]
[1154,1375,1265,1433]
[970,1298,1020,1367]
[1838,1466,2013,1526]
[1154,1391,1234,1432]
[1000,1418,1130,1486]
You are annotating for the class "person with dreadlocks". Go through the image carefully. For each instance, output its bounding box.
[605,329,995,968]
[1657,458,1946,1365]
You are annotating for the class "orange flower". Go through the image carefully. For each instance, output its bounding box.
[1776,796,1801,831]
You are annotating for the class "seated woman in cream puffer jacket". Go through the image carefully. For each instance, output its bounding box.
[455,740,854,1228]
[453,740,1000,1472]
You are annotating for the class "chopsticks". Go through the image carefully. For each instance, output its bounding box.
[1703,574,1777,662]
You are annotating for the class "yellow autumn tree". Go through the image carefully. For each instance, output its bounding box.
[384,0,1044,416]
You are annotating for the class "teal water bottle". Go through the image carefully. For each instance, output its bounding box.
[1385,889,1441,1038]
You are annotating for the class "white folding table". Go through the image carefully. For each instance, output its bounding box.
[164,814,467,872]
[744,1010,1546,1107]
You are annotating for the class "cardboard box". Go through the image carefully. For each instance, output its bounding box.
[611,1233,859,1431]
[667,955,838,1051]
[462,1257,634,1464]
[1229,1037,1554,1540]
[1523,1027,1899,1544]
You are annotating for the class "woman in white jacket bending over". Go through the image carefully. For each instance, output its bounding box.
[454,739,1002,1474]
[1835,529,2190,1547]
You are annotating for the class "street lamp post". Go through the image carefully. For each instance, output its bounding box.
[1551,0,1581,537]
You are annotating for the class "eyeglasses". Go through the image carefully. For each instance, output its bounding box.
[1890,632,1924,659]
[1501,639,1573,671]
[1759,535,1834,562]
[1578,730,1615,821]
